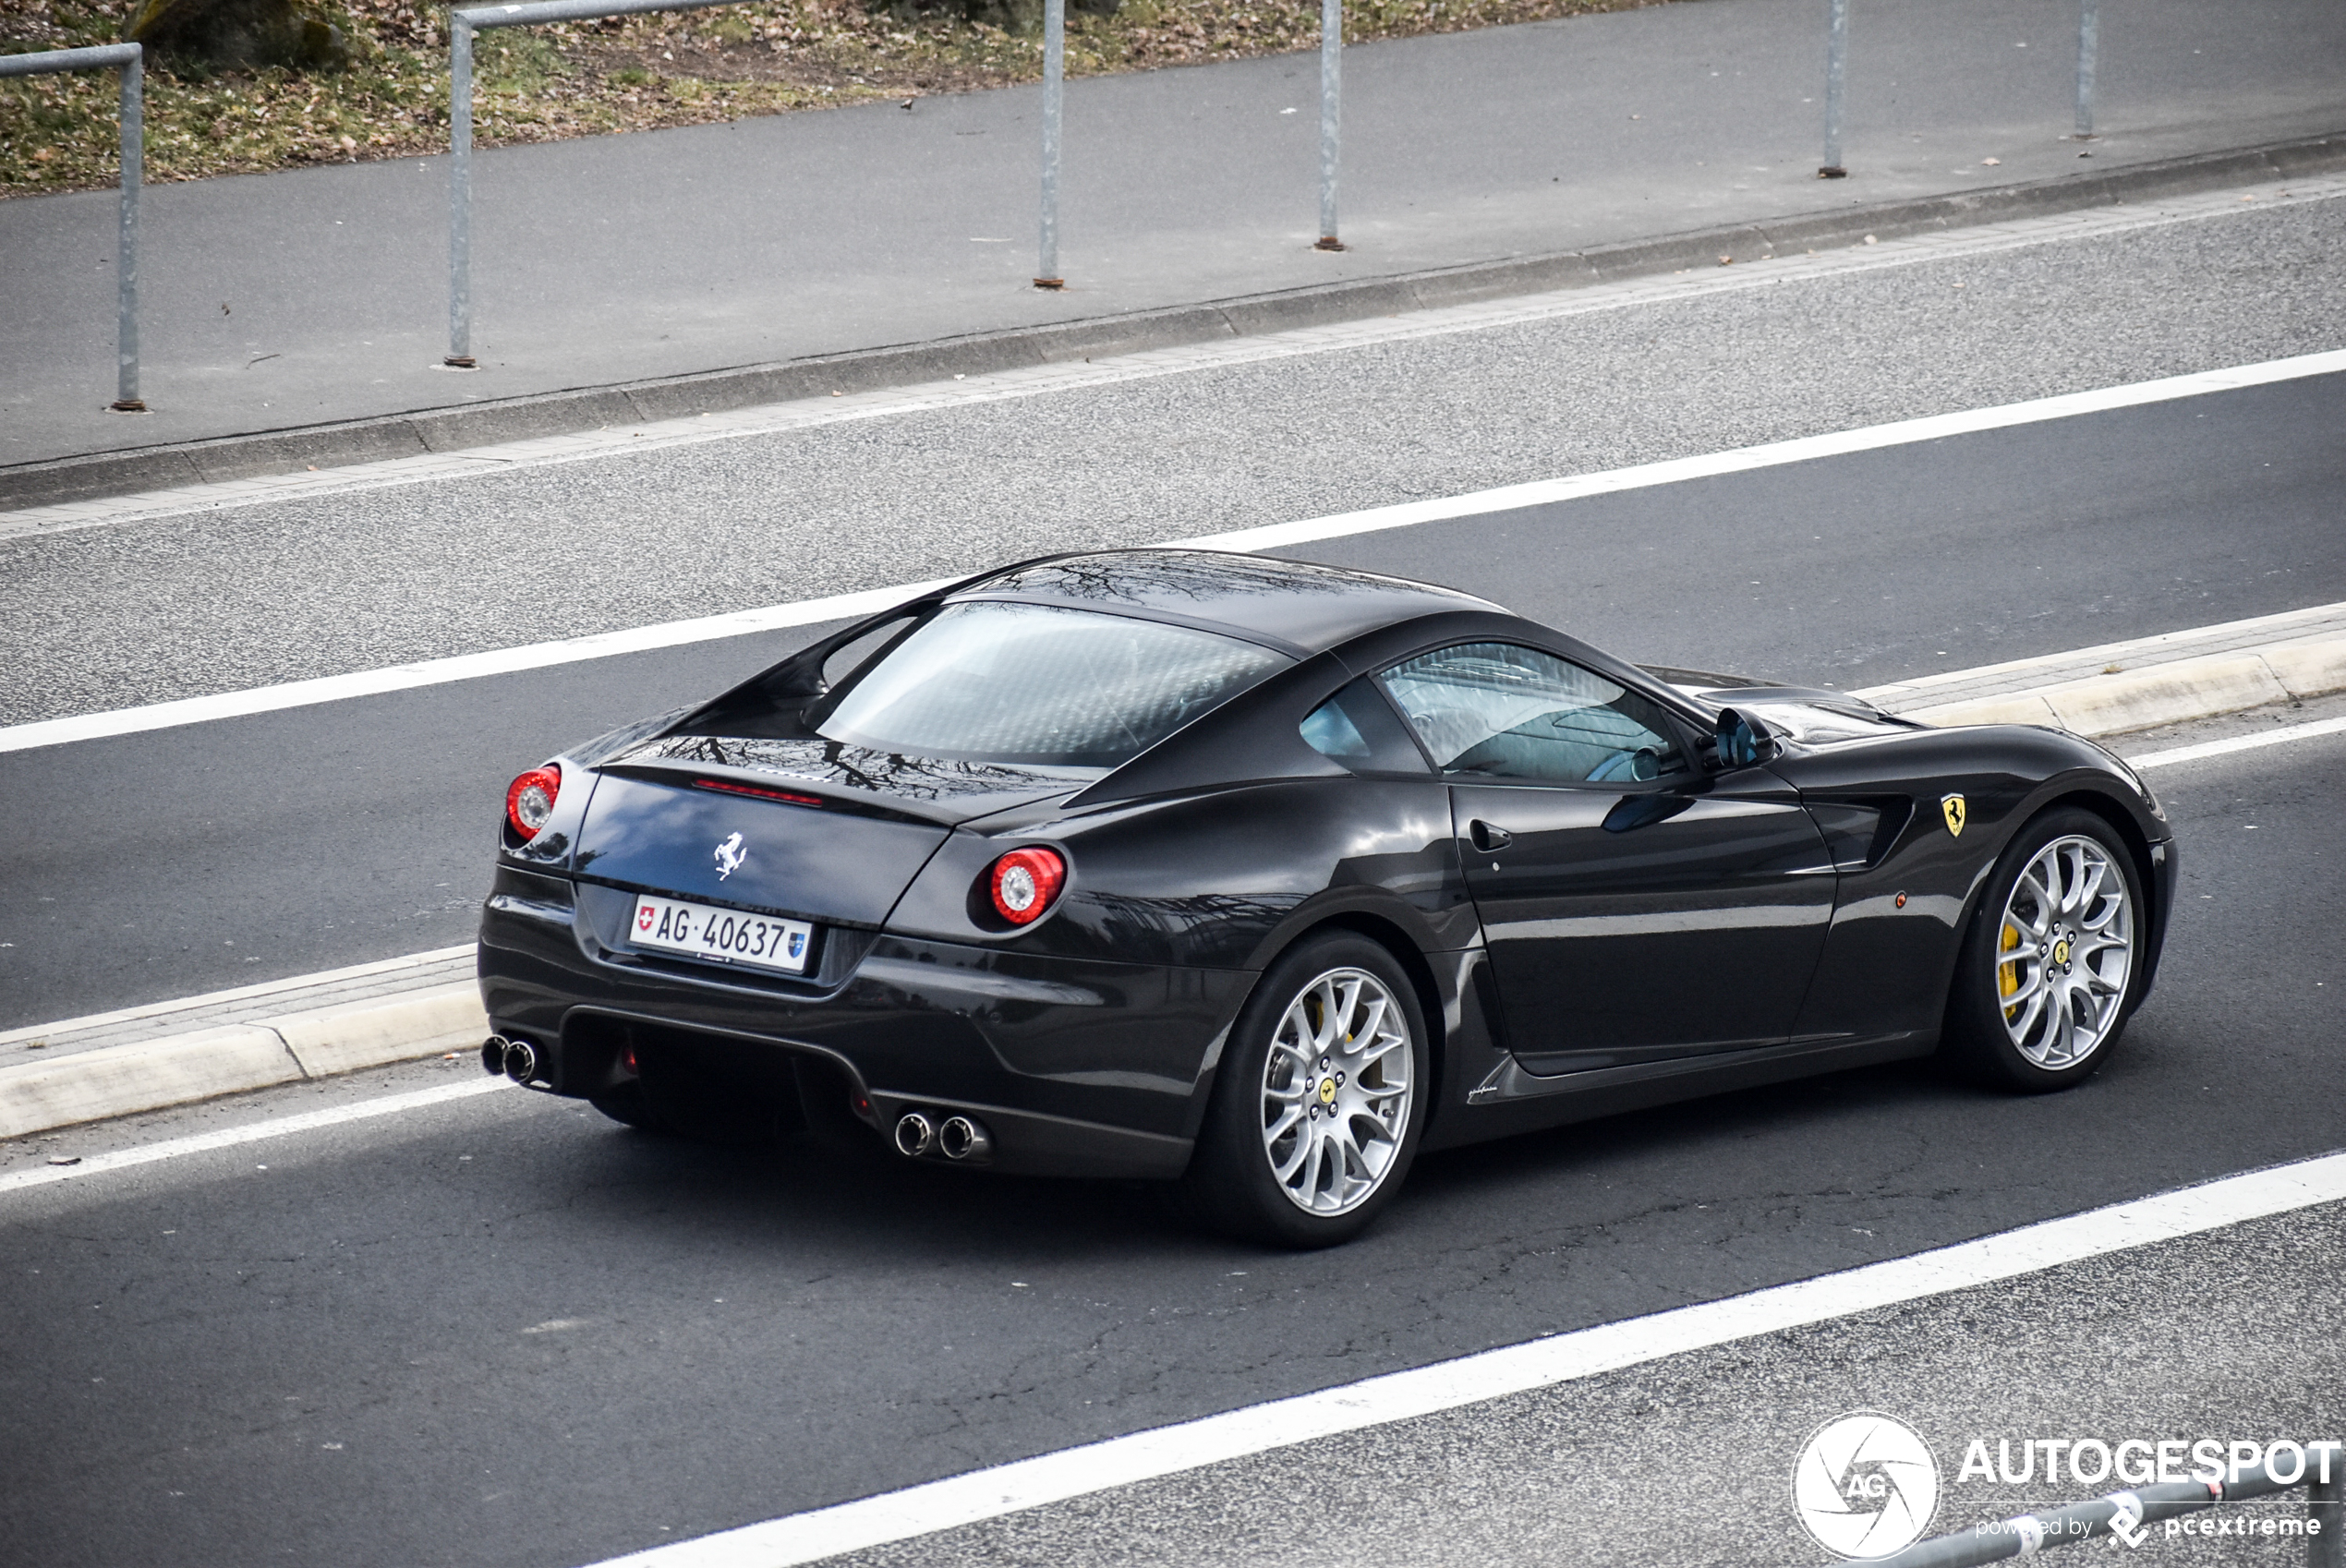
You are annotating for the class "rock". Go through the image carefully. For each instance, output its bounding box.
[127,0,354,70]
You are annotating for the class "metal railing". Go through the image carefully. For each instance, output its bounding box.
[3,42,144,409]
[444,0,745,366]
[1821,0,2104,176]
[1871,1442,2345,1568]
[1035,0,1064,286]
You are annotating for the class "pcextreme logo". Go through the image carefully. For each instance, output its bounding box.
[1793,1411,1942,1560]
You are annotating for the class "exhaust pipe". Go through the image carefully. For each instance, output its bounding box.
[937,1116,992,1164]
[502,1037,539,1084]
[893,1112,937,1158]
[480,1036,508,1075]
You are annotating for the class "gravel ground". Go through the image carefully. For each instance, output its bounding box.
[3,188,2343,726]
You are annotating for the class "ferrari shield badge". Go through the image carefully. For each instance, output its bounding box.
[1941,793,1967,838]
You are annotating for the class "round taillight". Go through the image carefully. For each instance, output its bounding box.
[505,765,562,840]
[987,847,1066,926]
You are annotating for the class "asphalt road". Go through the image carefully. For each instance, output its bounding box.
[3,177,2343,1568]
[7,0,2345,464]
[6,185,2346,1030]
[7,185,2346,725]
[2,362,2342,1030]
[0,715,2339,1568]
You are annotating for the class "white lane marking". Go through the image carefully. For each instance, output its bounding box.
[1176,348,2346,554]
[0,578,952,756]
[2128,715,2346,769]
[6,347,2345,757]
[0,1078,511,1196]
[13,175,2340,546]
[581,1149,2346,1568]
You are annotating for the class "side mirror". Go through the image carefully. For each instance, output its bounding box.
[1713,707,1777,770]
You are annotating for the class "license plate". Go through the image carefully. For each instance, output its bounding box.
[629,894,814,975]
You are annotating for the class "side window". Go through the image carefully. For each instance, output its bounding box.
[1377,643,1687,785]
[1300,676,1431,774]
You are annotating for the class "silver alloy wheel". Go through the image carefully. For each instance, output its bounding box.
[1258,966,1415,1216]
[1994,834,2135,1069]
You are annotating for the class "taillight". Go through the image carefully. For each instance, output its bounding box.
[987,847,1066,925]
[505,765,562,839]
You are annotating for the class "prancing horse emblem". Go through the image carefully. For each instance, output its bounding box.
[1941,793,1967,838]
[713,831,747,880]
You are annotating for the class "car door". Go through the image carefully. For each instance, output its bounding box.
[1378,642,1836,1073]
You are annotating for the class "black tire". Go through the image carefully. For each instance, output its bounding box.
[1178,934,1431,1248]
[1942,806,2147,1092]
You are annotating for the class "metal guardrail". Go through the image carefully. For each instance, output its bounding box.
[1822,0,2104,176]
[443,0,744,367]
[2,42,144,410]
[1871,1443,2346,1568]
[419,0,2146,364]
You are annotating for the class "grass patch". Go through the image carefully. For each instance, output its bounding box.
[2,0,1676,199]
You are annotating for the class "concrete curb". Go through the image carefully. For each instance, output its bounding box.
[1894,635,2346,734]
[5,630,2340,1146]
[6,130,2343,513]
[0,982,485,1140]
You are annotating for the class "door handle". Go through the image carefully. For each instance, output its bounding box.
[1469,820,1513,852]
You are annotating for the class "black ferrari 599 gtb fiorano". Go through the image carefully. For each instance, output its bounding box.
[477,549,2174,1246]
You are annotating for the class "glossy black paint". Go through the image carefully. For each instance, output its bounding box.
[476,549,2176,1182]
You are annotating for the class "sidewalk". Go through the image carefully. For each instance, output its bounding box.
[5,0,2344,488]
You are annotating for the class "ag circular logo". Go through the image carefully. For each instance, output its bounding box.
[1792,1411,1941,1560]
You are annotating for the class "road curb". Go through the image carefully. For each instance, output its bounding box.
[5,130,2343,513]
[1892,635,2346,733]
[5,632,2341,1146]
[0,982,485,1140]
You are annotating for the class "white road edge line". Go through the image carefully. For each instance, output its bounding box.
[0,1078,511,1196]
[6,346,2344,757]
[580,1148,2346,1568]
[2127,715,2346,769]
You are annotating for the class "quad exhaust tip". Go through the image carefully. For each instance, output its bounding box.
[893,1112,937,1158]
[937,1116,992,1164]
[894,1111,993,1163]
[483,1035,546,1086]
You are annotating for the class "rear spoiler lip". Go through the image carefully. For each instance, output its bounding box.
[592,754,1079,831]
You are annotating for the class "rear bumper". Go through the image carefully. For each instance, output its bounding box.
[478,866,1252,1178]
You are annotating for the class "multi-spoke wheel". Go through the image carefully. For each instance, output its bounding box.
[1258,967,1416,1217]
[1946,808,2146,1090]
[1179,934,1429,1247]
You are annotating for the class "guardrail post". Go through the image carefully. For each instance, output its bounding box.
[2074,0,2098,139]
[1034,0,1064,288]
[446,10,477,365]
[1819,0,1847,177]
[113,47,144,410]
[3,44,148,408]
[1315,0,1341,249]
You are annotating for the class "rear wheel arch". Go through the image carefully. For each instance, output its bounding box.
[1188,911,1448,1151]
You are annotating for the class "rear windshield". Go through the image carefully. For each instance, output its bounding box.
[816,600,1290,767]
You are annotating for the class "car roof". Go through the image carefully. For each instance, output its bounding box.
[949,549,1505,656]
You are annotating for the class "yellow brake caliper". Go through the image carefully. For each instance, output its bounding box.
[1999,923,2022,1017]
